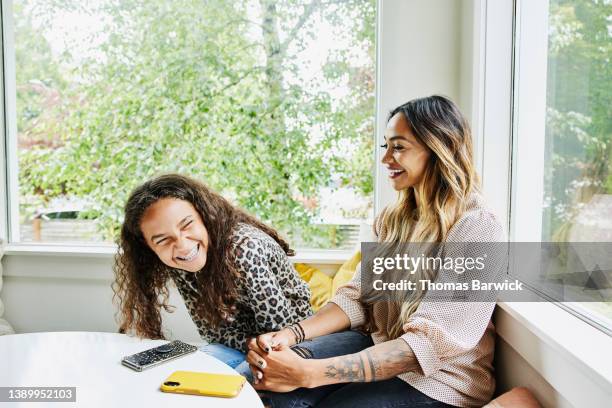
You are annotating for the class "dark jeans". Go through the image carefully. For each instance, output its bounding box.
[259,330,454,408]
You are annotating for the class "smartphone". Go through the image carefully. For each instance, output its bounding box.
[160,370,246,398]
[121,340,198,371]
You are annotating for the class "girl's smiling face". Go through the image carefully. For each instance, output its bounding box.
[381,112,431,191]
[140,198,209,273]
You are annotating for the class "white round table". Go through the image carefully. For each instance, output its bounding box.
[0,332,264,407]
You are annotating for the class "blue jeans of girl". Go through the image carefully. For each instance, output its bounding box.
[199,343,253,381]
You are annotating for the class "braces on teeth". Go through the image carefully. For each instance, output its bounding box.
[177,245,198,261]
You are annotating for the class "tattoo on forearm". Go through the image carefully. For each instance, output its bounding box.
[321,339,417,385]
[377,348,414,379]
[324,354,366,382]
[364,350,376,381]
[363,339,416,381]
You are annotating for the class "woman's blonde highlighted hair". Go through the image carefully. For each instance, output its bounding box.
[372,95,479,338]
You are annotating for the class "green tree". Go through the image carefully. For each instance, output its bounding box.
[544,0,611,240]
[17,0,376,246]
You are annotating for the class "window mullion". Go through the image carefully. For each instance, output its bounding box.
[1,0,19,244]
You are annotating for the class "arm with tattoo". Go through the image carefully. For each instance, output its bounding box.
[306,338,419,387]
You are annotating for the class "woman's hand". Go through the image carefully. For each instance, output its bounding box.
[248,337,419,392]
[247,328,297,384]
[246,338,314,393]
[254,328,297,353]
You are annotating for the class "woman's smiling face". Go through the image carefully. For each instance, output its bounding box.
[381,112,431,191]
[140,198,209,273]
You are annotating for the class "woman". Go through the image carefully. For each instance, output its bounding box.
[246,95,505,407]
[112,174,312,371]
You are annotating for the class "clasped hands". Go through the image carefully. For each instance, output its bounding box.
[246,329,315,392]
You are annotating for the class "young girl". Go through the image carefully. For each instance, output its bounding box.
[246,95,505,408]
[112,174,312,370]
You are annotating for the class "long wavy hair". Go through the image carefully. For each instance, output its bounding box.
[112,174,294,339]
[370,95,479,338]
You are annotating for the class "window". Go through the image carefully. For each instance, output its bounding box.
[512,0,611,333]
[6,0,376,249]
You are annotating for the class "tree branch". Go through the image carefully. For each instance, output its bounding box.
[278,0,365,56]
[211,66,266,98]
[225,17,266,30]
[279,0,321,54]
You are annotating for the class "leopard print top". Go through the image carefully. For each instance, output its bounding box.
[171,223,313,351]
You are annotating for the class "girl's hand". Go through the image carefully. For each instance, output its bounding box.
[247,329,298,385]
[246,340,314,392]
[254,328,297,353]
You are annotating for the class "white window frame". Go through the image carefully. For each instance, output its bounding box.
[511,0,612,336]
[0,0,380,262]
[479,0,515,230]
[483,0,612,403]
[1,0,18,245]
[509,0,549,242]
[1,0,11,244]
[374,0,471,211]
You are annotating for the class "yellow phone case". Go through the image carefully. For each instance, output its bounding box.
[160,370,246,398]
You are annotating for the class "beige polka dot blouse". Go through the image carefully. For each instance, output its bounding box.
[331,193,506,407]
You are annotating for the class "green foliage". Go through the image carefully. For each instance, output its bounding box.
[13,1,67,148]
[16,0,376,247]
[531,0,612,327]
[544,0,612,239]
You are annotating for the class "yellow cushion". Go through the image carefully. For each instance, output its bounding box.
[332,251,361,294]
[294,263,333,311]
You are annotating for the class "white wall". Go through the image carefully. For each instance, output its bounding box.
[1,253,342,343]
[376,0,466,211]
[1,254,203,341]
[375,0,484,209]
[495,338,572,407]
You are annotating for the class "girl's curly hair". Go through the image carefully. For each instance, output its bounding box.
[112,173,294,339]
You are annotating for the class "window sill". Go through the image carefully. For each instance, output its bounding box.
[4,243,117,258]
[495,301,612,406]
[2,243,354,264]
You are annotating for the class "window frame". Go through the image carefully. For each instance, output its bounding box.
[509,0,549,242]
[1,0,19,244]
[509,0,612,336]
[482,2,612,397]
